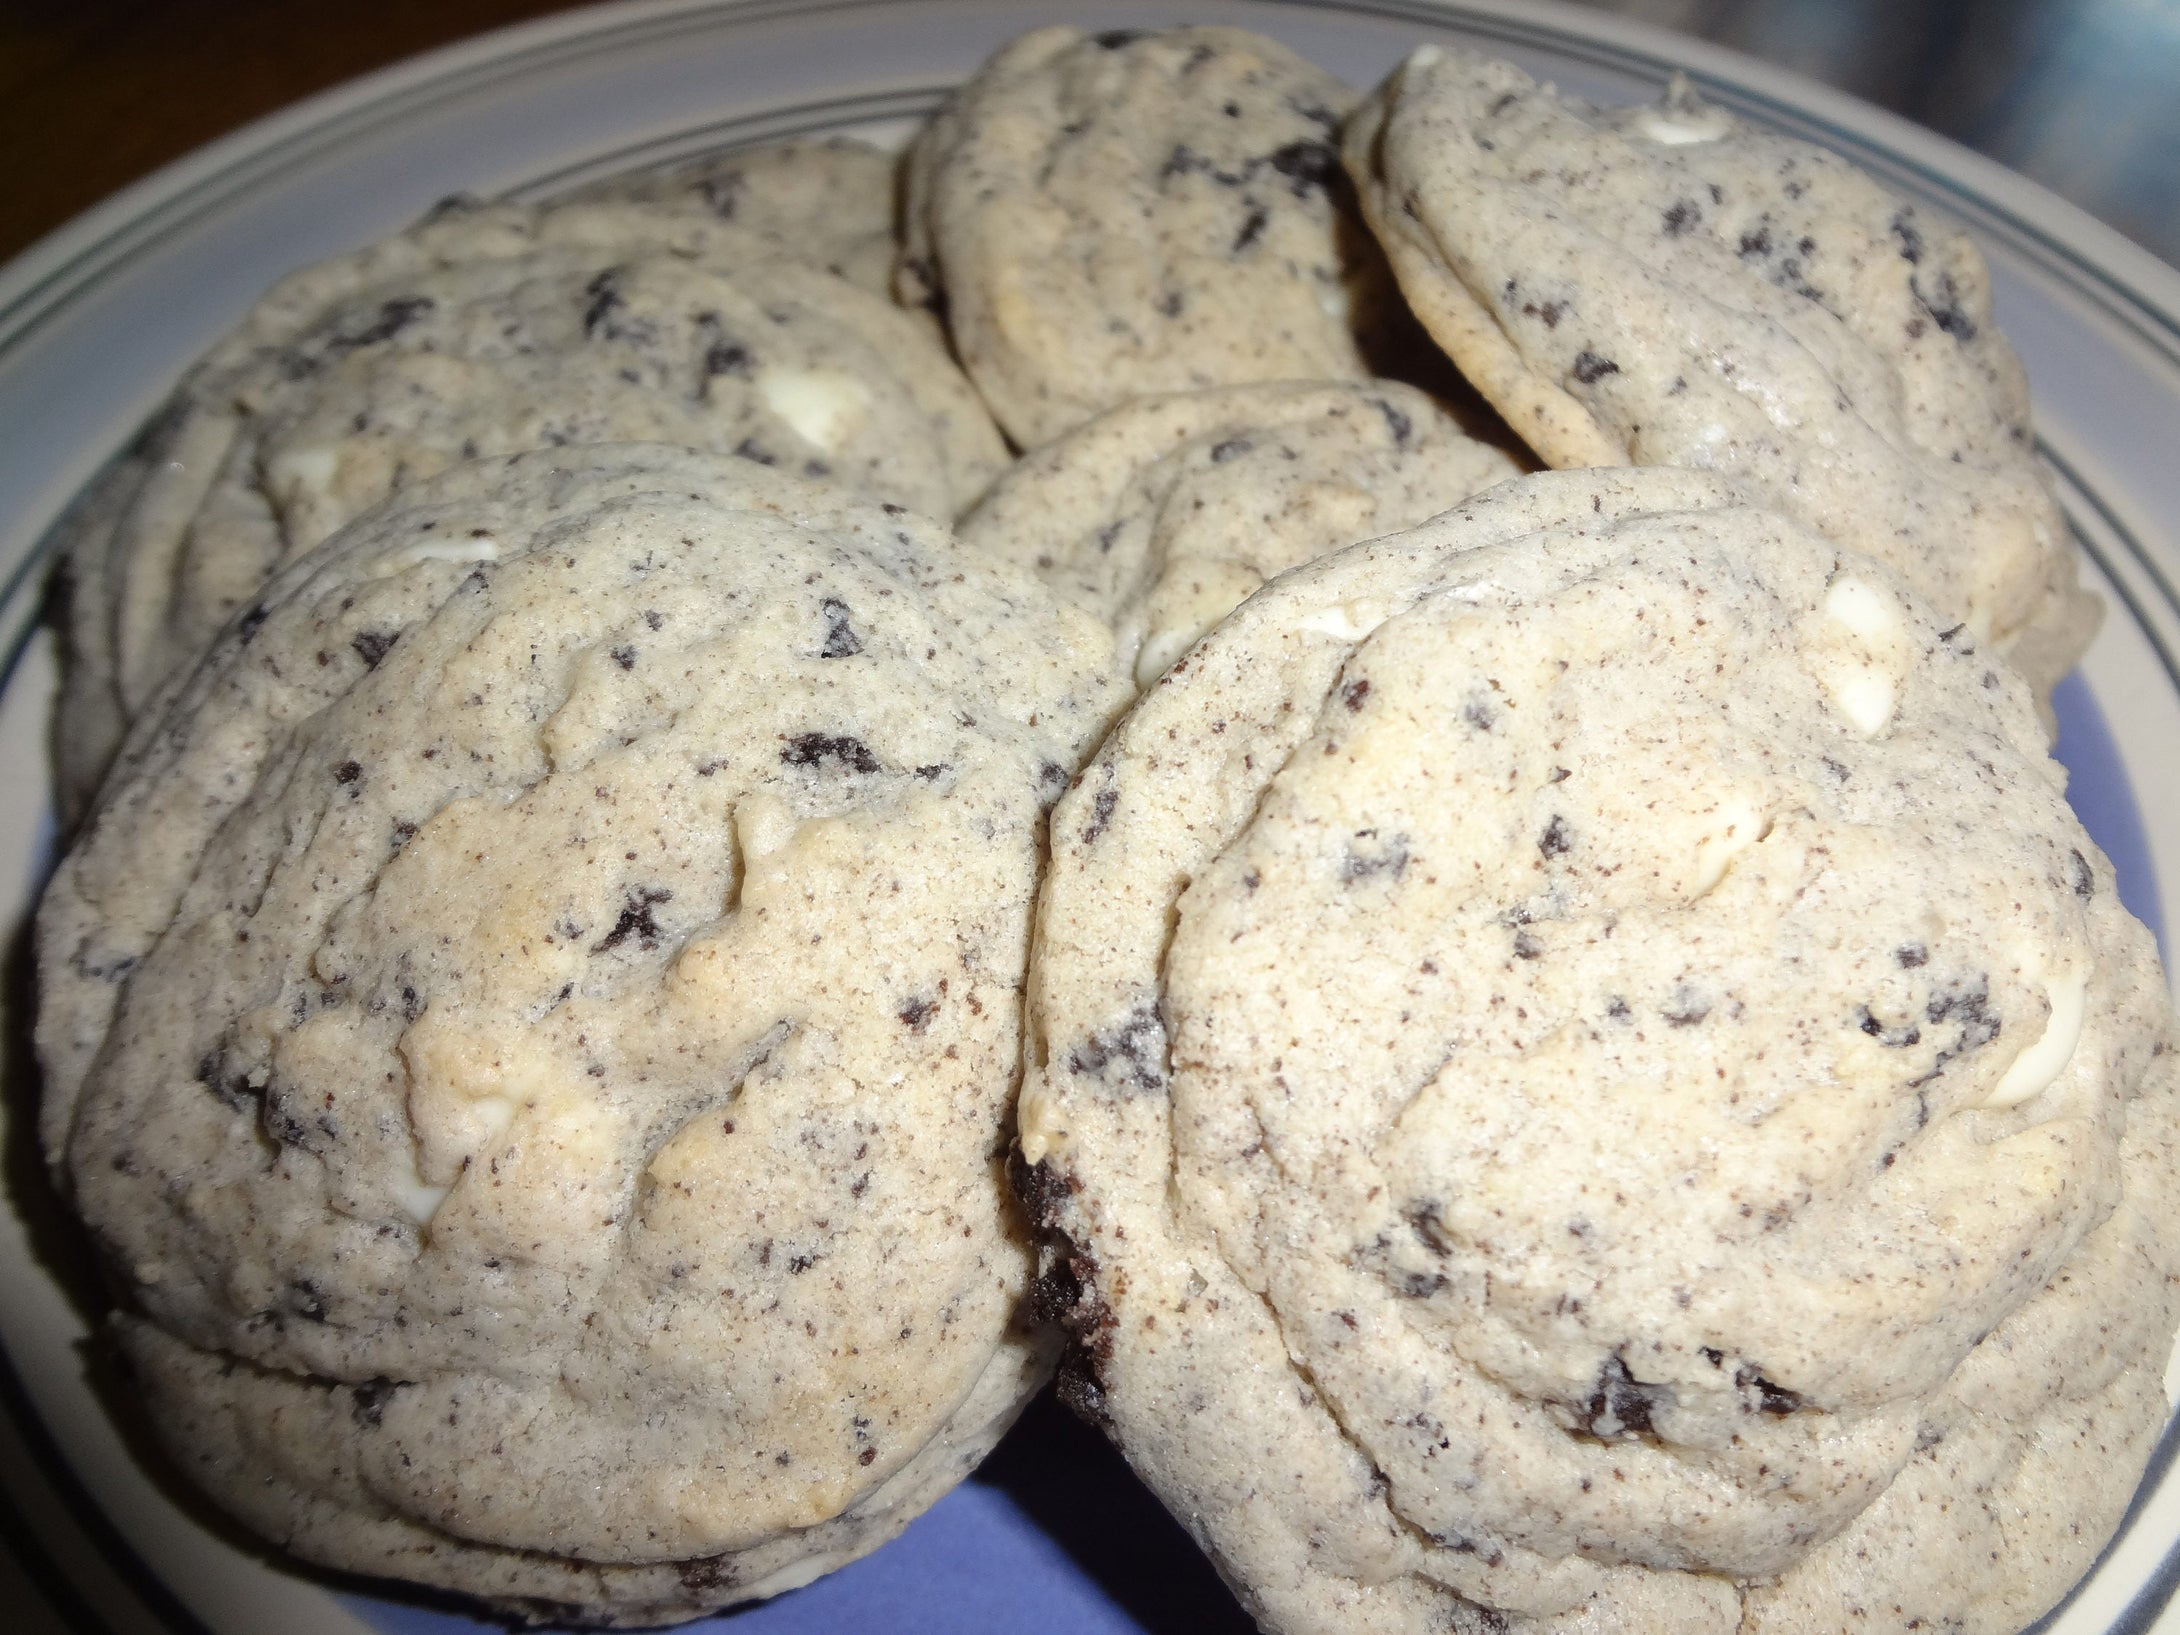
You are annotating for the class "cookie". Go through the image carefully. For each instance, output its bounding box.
[900,25,1390,448]
[38,444,1122,1624]
[554,136,903,298]
[56,217,1006,819]
[1345,49,2100,705]
[960,380,1521,688]
[1017,466,2177,1634]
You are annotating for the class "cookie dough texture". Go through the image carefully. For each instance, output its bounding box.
[1346,50,2099,703]
[901,25,1388,449]
[54,188,1003,820]
[38,445,1121,1624]
[961,380,1522,688]
[554,136,904,298]
[1019,467,2179,1634]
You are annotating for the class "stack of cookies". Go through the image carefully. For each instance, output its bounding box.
[35,24,2177,1635]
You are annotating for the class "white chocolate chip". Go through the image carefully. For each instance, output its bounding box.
[1298,601,1386,642]
[1987,967,2088,1108]
[265,443,339,499]
[1631,101,1733,146]
[1691,793,1769,895]
[1017,1086,1068,1166]
[394,1164,450,1225]
[1136,624,1199,690]
[757,367,870,453]
[371,533,502,575]
[1827,668,1898,736]
[1824,576,1902,643]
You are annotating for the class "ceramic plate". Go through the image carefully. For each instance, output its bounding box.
[3,2,2178,1631]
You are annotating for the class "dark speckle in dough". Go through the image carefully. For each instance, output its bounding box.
[351,1376,403,1430]
[329,296,435,355]
[1890,209,1926,265]
[1069,1005,1168,1091]
[1267,139,1341,198]
[287,1278,330,1323]
[1736,1365,1804,1415]
[1911,268,1979,341]
[1572,351,1620,385]
[352,630,397,669]
[782,733,881,774]
[1341,829,1411,882]
[818,597,863,659]
[705,341,753,379]
[676,1557,739,1596]
[591,887,673,953]
[1663,986,1710,1026]
[1580,1355,1666,1439]
[1082,785,1118,845]
[582,270,656,345]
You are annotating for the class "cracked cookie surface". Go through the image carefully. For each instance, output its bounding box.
[38,444,1120,1625]
[1019,466,2177,1635]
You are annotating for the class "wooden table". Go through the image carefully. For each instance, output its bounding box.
[4,0,2175,271]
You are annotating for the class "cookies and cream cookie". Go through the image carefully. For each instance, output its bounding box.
[900,26,1390,448]
[1345,50,2099,704]
[1018,466,2177,1634]
[554,136,903,298]
[38,444,1121,1624]
[959,379,1521,688]
[56,218,1004,819]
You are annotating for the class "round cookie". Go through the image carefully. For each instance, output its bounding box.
[900,25,1390,448]
[55,217,1005,819]
[1344,49,2099,706]
[1017,467,2178,1634]
[555,136,904,298]
[959,379,1522,688]
[38,444,1122,1625]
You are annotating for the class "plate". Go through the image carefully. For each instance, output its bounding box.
[3,3,2179,1632]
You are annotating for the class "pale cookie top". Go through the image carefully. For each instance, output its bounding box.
[56,213,1005,818]
[1019,467,2177,1635]
[1345,49,2099,704]
[38,446,1121,1613]
[900,26,1389,448]
[959,380,1522,688]
[553,136,904,298]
